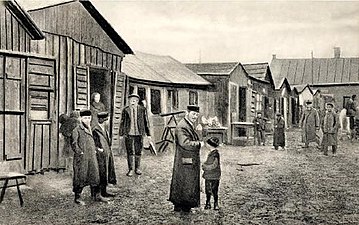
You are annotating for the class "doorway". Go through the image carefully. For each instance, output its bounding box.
[89,68,112,109]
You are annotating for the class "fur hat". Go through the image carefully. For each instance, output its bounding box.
[207,137,220,148]
[187,105,200,113]
[97,111,109,119]
[79,109,92,117]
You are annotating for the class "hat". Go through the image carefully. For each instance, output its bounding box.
[326,102,334,107]
[97,111,109,119]
[128,93,140,99]
[207,137,220,148]
[79,109,92,117]
[276,112,282,116]
[187,105,200,113]
[305,100,313,105]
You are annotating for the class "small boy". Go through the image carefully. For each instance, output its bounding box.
[202,137,221,210]
[253,112,266,146]
[321,102,339,156]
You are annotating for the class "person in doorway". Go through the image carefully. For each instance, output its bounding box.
[202,137,221,211]
[321,103,340,156]
[90,92,107,127]
[273,112,286,150]
[300,101,320,148]
[169,105,204,213]
[92,112,117,197]
[71,109,108,205]
[345,94,357,140]
[119,93,151,176]
[253,112,266,146]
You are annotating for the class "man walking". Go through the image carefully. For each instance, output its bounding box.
[300,101,320,148]
[169,105,204,212]
[321,103,339,156]
[119,94,151,176]
[93,112,117,197]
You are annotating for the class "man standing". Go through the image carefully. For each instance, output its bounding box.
[169,105,204,212]
[273,112,286,150]
[253,112,266,146]
[300,101,320,148]
[345,95,357,140]
[71,109,107,205]
[119,94,151,176]
[93,112,117,197]
[321,103,339,156]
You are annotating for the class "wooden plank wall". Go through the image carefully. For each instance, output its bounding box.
[0,4,32,52]
[30,32,125,164]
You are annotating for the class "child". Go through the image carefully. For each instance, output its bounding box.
[273,112,285,150]
[253,112,266,146]
[321,102,339,156]
[202,137,221,210]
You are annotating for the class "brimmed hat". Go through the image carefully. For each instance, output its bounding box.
[326,102,334,107]
[207,137,220,148]
[80,109,92,117]
[128,93,140,99]
[97,111,109,119]
[187,105,200,113]
[305,100,313,105]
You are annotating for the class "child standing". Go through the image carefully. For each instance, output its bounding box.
[202,137,221,210]
[253,112,266,146]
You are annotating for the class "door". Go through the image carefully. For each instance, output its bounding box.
[27,57,56,173]
[238,87,246,122]
[0,55,26,168]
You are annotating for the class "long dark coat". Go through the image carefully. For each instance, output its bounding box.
[71,123,100,189]
[321,111,339,146]
[169,118,201,208]
[300,108,320,143]
[93,124,117,186]
[273,116,285,147]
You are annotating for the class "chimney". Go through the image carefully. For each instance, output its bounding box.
[334,47,341,58]
[272,54,277,60]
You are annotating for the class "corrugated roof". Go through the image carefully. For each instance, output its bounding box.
[242,63,269,81]
[271,57,359,86]
[123,52,211,86]
[185,62,238,75]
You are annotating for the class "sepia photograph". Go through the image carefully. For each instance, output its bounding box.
[1,0,359,224]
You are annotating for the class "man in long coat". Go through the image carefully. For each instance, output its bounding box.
[300,101,320,148]
[119,93,151,176]
[169,105,204,212]
[321,103,339,156]
[273,112,285,150]
[93,112,117,197]
[345,95,357,140]
[71,109,107,205]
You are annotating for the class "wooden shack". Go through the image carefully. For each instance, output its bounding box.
[24,0,132,172]
[122,52,212,149]
[0,0,49,173]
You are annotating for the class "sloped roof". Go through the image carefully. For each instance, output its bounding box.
[271,57,359,86]
[185,62,238,75]
[28,0,133,54]
[124,52,211,86]
[5,0,44,40]
[292,84,313,94]
[243,63,269,80]
[275,77,291,91]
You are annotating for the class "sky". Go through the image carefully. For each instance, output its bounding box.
[19,0,359,64]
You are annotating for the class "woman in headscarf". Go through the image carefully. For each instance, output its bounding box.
[90,92,107,127]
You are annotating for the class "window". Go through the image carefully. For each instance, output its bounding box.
[151,89,161,114]
[189,91,198,105]
[256,93,263,111]
[138,87,146,107]
[167,89,179,111]
[343,96,351,109]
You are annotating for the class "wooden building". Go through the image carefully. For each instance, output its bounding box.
[273,77,295,128]
[122,52,212,149]
[270,48,359,112]
[0,0,48,173]
[3,0,132,173]
[186,62,274,143]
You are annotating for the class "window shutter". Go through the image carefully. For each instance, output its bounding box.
[74,66,89,109]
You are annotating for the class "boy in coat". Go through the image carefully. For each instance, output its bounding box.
[169,105,204,213]
[119,94,151,176]
[321,103,339,156]
[273,113,286,150]
[202,137,221,210]
[93,112,117,197]
[253,112,266,146]
[71,109,108,205]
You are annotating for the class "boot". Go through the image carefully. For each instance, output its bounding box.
[90,187,96,200]
[213,194,220,210]
[127,155,134,177]
[101,186,115,197]
[135,155,142,175]
[74,193,85,205]
[332,145,337,155]
[94,191,109,203]
[204,194,211,209]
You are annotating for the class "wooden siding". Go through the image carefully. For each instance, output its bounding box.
[0,3,32,52]
[28,1,123,56]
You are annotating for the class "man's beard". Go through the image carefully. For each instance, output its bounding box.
[82,121,91,129]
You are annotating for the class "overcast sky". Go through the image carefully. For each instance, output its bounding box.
[19,0,359,64]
